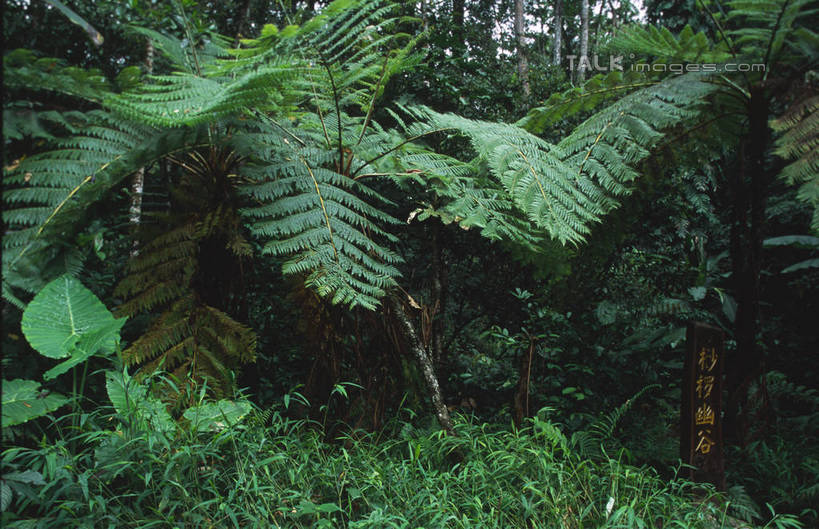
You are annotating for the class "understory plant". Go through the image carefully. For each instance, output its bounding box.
[1,402,805,528]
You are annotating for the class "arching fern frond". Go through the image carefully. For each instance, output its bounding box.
[771,93,819,232]
[520,24,727,135]
[3,112,206,300]
[237,120,403,310]
[408,74,717,246]
[557,72,716,194]
[572,384,660,457]
[106,61,302,128]
[408,109,597,245]
[518,70,657,134]
[115,201,256,396]
[726,0,816,63]
[3,111,155,302]
[609,23,730,64]
[3,48,110,103]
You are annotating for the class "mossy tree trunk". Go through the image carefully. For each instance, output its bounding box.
[390,294,456,436]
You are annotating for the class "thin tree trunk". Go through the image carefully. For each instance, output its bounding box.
[578,0,589,81]
[129,37,154,258]
[553,0,562,66]
[233,0,253,47]
[420,0,429,33]
[606,0,619,30]
[515,0,531,104]
[725,86,770,446]
[453,0,465,28]
[592,0,604,51]
[431,227,446,370]
[513,335,534,429]
[390,294,456,436]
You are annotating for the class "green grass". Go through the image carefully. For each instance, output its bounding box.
[1,402,805,529]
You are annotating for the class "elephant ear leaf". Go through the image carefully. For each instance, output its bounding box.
[1,379,69,427]
[21,275,126,378]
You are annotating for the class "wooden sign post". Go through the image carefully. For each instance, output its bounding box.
[681,322,725,489]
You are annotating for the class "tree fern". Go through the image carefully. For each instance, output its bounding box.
[114,154,256,396]
[226,0,418,309]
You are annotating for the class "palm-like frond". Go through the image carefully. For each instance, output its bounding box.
[3,49,110,102]
[408,72,717,245]
[772,93,819,232]
[237,120,402,310]
[3,110,160,299]
[609,23,731,64]
[726,0,817,64]
[115,201,256,395]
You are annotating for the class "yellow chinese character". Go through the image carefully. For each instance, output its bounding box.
[696,375,715,399]
[695,404,715,425]
[695,429,716,454]
[697,347,718,372]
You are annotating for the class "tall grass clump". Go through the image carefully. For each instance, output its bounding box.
[1,392,805,528]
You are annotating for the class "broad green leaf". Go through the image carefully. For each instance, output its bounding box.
[105,369,142,416]
[3,470,45,486]
[21,275,126,361]
[183,399,252,431]
[1,379,69,428]
[764,235,819,248]
[105,370,175,433]
[43,319,126,380]
[781,258,819,273]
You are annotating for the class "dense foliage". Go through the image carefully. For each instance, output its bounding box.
[2,0,817,527]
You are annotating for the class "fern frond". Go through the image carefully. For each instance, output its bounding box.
[3,49,109,102]
[238,123,402,310]
[107,64,300,127]
[610,24,730,64]
[519,71,657,133]
[771,94,819,232]
[410,75,716,246]
[2,111,155,302]
[726,0,816,63]
[117,205,256,395]
[2,113,205,302]
[572,384,660,457]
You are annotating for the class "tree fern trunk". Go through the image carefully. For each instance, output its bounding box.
[725,86,770,446]
[390,294,455,436]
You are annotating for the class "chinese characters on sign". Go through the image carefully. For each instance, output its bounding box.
[681,322,725,489]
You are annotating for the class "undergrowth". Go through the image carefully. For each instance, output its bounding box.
[1,400,804,529]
